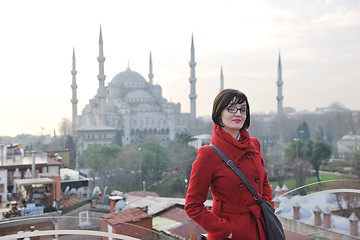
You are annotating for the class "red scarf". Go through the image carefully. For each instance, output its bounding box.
[213,125,250,150]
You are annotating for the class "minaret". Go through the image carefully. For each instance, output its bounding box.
[97,26,106,125]
[189,34,197,122]
[71,48,78,137]
[276,52,284,117]
[220,65,224,92]
[148,51,154,85]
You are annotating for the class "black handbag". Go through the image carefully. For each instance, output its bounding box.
[210,144,286,240]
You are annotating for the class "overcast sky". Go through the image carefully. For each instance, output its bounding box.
[0,0,359,136]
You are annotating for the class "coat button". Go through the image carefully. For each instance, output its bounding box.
[246,153,252,159]
[238,181,244,187]
[255,177,260,183]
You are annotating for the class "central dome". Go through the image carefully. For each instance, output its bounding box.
[111,69,147,85]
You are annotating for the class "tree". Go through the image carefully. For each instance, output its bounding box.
[138,142,169,184]
[315,127,325,140]
[168,134,197,180]
[297,121,310,140]
[284,140,306,164]
[58,118,71,136]
[285,141,311,193]
[78,145,122,188]
[310,139,331,182]
[352,151,360,180]
[285,139,331,183]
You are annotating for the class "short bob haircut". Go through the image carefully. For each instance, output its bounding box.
[212,89,250,130]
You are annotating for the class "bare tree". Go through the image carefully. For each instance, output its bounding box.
[58,118,71,136]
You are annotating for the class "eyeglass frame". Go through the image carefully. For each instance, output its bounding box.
[226,106,248,115]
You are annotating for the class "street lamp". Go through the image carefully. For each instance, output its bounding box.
[138,148,142,191]
[294,138,299,160]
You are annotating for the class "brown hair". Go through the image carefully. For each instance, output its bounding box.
[212,89,250,129]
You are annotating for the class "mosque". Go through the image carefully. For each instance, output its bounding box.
[70,28,201,152]
[70,27,285,152]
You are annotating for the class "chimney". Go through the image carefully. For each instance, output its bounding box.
[14,168,21,179]
[293,202,301,220]
[109,196,122,213]
[25,169,32,178]
[349,212,359,236]
[281,185,288,196]
[313,205,321,226]
[323,207,331,228]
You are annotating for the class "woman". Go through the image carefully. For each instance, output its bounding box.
[185,89,273,240]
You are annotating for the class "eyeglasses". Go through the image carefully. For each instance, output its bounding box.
[227,107,248,115]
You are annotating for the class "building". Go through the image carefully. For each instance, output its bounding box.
[337,134,360,155]
[101,207,152,239]
[72,28,198,152]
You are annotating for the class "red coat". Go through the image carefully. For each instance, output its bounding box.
[185,126,273,240]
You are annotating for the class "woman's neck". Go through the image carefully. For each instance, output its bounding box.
[222,127,240,139]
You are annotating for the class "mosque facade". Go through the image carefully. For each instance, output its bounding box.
[71,28,196,152]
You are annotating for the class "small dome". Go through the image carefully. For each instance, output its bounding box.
[125,90,151,99]
[111,69,147,85]
[124,90,154,103]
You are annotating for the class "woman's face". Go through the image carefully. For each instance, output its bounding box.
[220,99,247,138]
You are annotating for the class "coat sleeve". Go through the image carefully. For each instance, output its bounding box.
[185,146,232,239]
[253,138,274,207]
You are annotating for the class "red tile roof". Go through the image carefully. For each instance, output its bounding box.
[60,195,83,209]
[102,207,151,226]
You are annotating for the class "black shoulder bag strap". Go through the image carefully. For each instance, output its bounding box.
[209,143,262,202]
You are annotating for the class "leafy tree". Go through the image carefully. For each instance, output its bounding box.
[78,145,122,188]
[310,139,331,181]
[315,127,325,140]
[285,139,331,183]
[297,121,310,140]
[138,142,169,183]
[284,140,306,164]
[168,134,197,181]
[351,151,360,180]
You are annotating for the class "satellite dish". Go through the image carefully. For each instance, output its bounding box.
[92,186,101,198]
[114,200,127,212]
[111,190,123,196]
[69,188,77,195]
[77,187,86,199]
[64,186,70,196]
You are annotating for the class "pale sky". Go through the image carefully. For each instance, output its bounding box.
[0,0,359,137]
